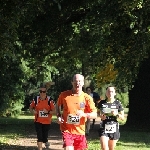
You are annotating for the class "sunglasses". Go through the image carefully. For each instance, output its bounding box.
[40,90,46,93]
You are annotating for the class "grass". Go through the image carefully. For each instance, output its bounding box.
[124,107,129,114]
[0,111,57,147]
[88,130,150,150]
[0,111,57,124]
[88,107,150,150]
[0,110,150,150]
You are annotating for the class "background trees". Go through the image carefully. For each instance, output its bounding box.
[0,0,150,127]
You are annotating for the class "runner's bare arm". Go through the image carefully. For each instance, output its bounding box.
[99,110,106,120]
[117,110,124,121]
[55,103,62,116]
[87,112,97,119]
[85,95,97,119]
[29,106,37,114]
[76,110,97,119]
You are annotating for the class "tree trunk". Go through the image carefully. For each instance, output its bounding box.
[125,57,150,129]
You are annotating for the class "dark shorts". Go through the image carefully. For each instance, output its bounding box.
[98,123,120,140]
[34,122,50,143]
[62,131,87,149]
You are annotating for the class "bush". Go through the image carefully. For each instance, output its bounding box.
[116,92,129,108]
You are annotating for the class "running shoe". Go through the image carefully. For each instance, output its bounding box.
[45,142,50,149]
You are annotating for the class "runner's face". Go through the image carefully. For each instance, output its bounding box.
[86,88,91,95]
[39,88,47,95]
[106,87,116,99]
[72,74,84,92]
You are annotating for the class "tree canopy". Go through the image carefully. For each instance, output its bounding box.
[0,0,150,116]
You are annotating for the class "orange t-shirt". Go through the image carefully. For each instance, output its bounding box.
[30,96,55,124]
[57,90,97,135]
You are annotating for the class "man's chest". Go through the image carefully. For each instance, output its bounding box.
[64,96,85,113]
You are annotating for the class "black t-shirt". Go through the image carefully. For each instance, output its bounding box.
[92,92,100,107]
[97,99,124,123]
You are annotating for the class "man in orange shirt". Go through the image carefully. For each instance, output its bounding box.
[56,74,97,150]
[29,83,55,150]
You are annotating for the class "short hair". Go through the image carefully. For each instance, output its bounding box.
[106,85,116,91]
[39,82,55,90]
[72,74,84,81]
[86,86,92,91]
[39,83,47,89]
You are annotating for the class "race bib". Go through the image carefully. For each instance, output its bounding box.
[102,108,118,114]
[104,124,116,133]
[111,109,118,114]
[103,108,111,113]
[67,114,80,125]
[39,111,48,117]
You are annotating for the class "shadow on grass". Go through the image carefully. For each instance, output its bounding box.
[87,123,150,149]
[0,117,62,150]
[0,144,38,150]
[0,145,63,150]
[0,117,33,125]
[1,117,150,149]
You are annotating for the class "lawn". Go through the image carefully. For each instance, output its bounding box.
[0,110,150,150]
[88,130,150,150]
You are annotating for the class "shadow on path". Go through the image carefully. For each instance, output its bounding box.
[0,122,63,150]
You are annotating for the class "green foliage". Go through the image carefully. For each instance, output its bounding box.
[10,99,24,117]
[0,0,150,114]
[0,57,25,116]
[116,92,129,108]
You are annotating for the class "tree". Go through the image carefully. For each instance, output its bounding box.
[0,0,150,120]
[126,54,150,128]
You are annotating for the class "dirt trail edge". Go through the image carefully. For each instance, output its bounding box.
[0,119,101,150]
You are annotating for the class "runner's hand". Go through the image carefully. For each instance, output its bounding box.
[111,110,118,116]
[33,110,37,114]
[100,114,106,120]
[57,116,64,124]
[43,108,48,114]
[76,110,86,117]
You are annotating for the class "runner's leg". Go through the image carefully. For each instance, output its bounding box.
[108,139,118,150]
[74,134,87,150]
[100,136,109,150]
[42,124,50,148]
[37,142,43,150]
[108,124,119,150]
[35,122,43,150]
[85,119,90,135]
[64,146,74,150]
[62,132,74,150]
[92,119,95,129]
[42,124,50,142]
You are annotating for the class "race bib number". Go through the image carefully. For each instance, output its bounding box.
[39,111,48,117]
[104,124,116,133]
[67,114,80,125]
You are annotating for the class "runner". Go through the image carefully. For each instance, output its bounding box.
[85,87,100,135]
[29,83,55,150]
[97,86,124,150]
[56,74,97,150]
